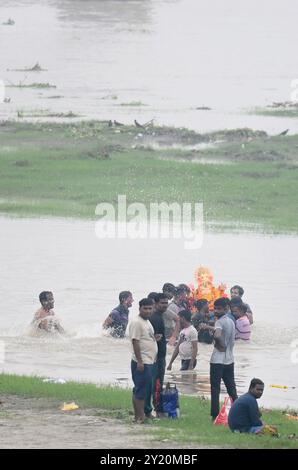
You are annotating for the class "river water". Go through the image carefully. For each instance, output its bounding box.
[1,0,298,134]
[0,216,297,411]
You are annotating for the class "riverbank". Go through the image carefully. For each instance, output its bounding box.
[0,374,297,449]
[0,121,297,232]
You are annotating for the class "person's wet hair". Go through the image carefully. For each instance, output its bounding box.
[155,293,168,303]
[231,285,244,297]
[162,283,176,295]
[178,309,192,322]
[39,291,53,304]
[139,298,154,308]
[214,297,229,309]
[176,284,190,295]
[147,292,159,302]
[238,303,248,314]
[249,378,264,389]
[230,296,243,307]
[194,299,208,310]
[119,291,132,303]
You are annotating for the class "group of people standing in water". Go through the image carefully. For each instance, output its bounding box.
[102,282,254,425]
[31,283,253,342]
[31,283,266,433]
[101,282,253,344]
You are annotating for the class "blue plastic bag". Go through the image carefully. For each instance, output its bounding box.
[161,383,180,418]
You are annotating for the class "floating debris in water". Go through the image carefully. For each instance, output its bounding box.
[40,95,64,100]
[27,62,44,72]
[120,101,147,107]
[17,109,80,118]
[7,80,56,89]
[2,18,15,26]
[195,106,212,111]
[101,94,118,100]
[7,62,47,72]
[268,101,298,109]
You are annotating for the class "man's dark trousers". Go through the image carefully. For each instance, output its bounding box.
[210,362,238,419]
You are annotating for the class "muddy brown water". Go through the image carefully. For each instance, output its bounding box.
[0,216,298,411]
[1,0,298,134]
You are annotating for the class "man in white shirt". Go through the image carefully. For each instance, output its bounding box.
[129,298,159,424]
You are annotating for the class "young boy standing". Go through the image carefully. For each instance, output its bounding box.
[167,310,198,371]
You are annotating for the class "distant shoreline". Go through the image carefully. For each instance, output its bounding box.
[0,120,297,233]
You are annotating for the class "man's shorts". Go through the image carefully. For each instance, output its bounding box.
[131,360,154,400]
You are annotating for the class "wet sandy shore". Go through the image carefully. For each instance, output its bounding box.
[0,394,149,449]
[0,394,215,449]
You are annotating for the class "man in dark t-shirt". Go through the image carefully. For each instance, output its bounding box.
[228,378,264,434]
[103,291,133,338]
[145,293,168,418]
[192,299,214,344]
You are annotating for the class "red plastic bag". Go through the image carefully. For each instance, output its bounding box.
[154,378,162,410]
[214,396,233,426]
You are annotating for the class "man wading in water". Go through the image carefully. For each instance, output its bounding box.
[163,284,190,345]
[103,291,134,338]
[31,291,65,334]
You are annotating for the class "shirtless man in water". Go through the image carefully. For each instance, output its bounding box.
[31,291,65,334]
